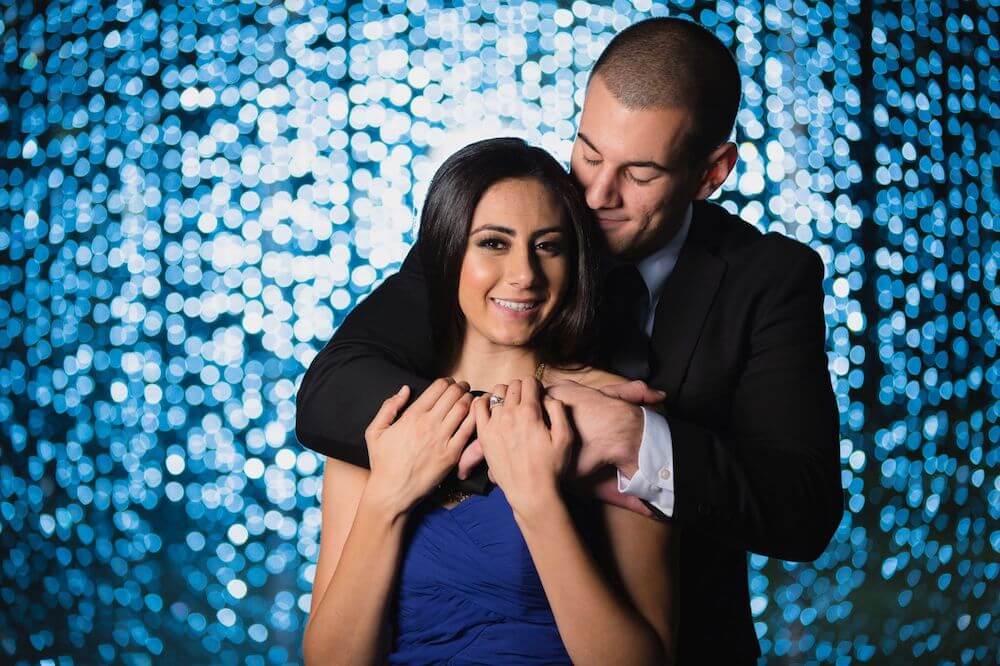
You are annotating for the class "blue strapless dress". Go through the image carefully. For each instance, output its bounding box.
[388,485,572,664]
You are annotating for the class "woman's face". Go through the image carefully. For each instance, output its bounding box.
[457,177,570,349]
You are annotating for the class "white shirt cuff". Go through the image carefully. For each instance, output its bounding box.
[616,407,675,517]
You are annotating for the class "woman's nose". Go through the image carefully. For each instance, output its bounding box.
[506,249,541,288]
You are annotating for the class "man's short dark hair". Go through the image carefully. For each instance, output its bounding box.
[591,17,742,163]
[418,138,599,372]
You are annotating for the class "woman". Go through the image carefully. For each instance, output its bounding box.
[302,138,677,664]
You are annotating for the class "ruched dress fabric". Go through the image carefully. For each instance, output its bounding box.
[388,485,572,664]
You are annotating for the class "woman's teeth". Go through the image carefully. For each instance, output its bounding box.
[492,298,539,312]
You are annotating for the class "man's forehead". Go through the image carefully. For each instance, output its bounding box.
[576,81,692,165]
[575,123,687,169]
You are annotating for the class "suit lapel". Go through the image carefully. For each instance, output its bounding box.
[648,207,727,397]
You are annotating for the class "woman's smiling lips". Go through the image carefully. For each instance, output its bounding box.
[490,297,543,319]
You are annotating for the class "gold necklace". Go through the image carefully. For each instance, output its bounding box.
[437,362,546,507]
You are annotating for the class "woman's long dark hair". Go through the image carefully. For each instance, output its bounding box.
[417,137,599,372]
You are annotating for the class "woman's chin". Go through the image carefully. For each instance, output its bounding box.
[485,327,538,349]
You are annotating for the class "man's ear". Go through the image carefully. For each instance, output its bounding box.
[693,141,738,201]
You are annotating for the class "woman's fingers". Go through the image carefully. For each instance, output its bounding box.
[543,396,573,448]
[448,409,477,456]
[410,377,456,412]
[522,377,542,409]
[488,383,507,410]
[473,394,492,435]
[506,379,522,406]
[442,391,473,435]
[456,439,484,480]
[430,380,470,420]
[365,385,410,439]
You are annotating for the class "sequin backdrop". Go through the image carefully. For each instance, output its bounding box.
[0,0,996,663]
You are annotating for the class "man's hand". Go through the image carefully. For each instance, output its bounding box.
[457,379,664,482]
[546,379,656,477]
[597,379,666,409]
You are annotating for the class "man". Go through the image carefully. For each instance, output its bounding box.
[296,17,843,663]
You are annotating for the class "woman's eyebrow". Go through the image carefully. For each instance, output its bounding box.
[470,225,564,236]
[531,226,565,237]
[470,224,515,235]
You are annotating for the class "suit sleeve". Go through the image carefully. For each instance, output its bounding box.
[295,245,435,467]
[667,245,844,562]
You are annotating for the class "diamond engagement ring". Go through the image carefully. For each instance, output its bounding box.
[488,393,505,409]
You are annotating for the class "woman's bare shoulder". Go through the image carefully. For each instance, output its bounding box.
[544,365,628,390]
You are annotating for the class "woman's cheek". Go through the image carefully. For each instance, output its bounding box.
[457,255,497,321]
[461,258,498,299]
[549,259,570,299]
[538,260,568,323]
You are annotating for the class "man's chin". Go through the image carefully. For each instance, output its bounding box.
[603,234,639,259]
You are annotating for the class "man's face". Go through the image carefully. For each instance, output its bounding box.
[570,74,700,261]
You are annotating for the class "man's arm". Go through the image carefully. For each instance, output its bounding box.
[295,245,435,467]
[554,244,842,562]
[663,245,843,561]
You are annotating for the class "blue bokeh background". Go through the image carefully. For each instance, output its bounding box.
[0,0,996,663]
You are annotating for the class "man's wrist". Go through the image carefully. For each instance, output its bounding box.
[610,403,644,477]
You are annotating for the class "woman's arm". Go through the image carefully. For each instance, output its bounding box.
[472,380,671,665]
[567,370,678,657]
[514,491,673,665]
[303,380,476,666]
[601,502,678,661]
[302,459,403,666]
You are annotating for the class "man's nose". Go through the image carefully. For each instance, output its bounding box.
[585,166,622,210]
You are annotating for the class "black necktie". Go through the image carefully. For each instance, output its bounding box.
[602,264,651,379]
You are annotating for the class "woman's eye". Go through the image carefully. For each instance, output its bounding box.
[583,157,601,166]
[478,238,507,250]
[536,241,564,255]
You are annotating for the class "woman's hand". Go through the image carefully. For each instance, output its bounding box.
[363,378,476,517]
[472,378,575,517]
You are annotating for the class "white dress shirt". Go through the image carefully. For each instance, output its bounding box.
[615,204,693,517]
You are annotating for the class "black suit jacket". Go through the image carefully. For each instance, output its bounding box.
[296,200,844,663]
